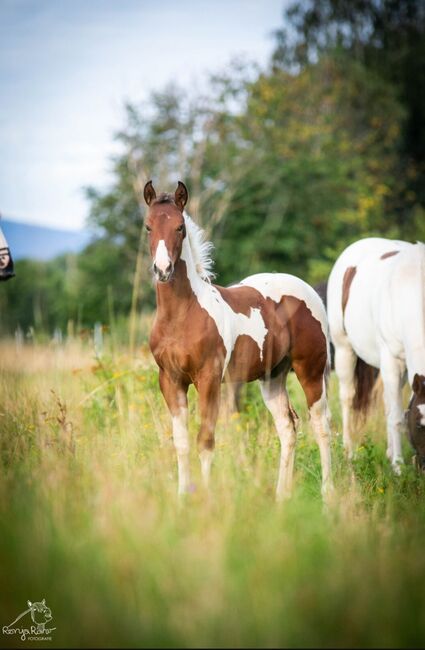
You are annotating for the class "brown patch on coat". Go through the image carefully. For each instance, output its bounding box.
[216,286,328,404]
[341,266,357,315]
[380,250,399,260]
[215,285,263,317]
[352,357,378,414]
[281,296,328,407]
[407,374,425,469]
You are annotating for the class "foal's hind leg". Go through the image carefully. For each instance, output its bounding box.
[260,373,298,501]
[292,361,333,497]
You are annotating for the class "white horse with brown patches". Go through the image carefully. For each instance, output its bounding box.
[143,181,333,500]
[327,237,425,471]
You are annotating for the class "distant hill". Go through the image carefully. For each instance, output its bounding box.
[0,218,91,261]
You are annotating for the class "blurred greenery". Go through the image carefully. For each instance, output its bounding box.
[1,339,425,647]
[1,0,424,336]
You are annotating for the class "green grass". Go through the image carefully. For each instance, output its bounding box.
[1,339,425,648]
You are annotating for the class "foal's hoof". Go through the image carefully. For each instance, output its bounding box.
[275,490,292,504]
[391,459,403,475]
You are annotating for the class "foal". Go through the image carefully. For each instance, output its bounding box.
[144,181,333,500]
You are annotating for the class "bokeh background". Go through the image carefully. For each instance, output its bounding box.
[2,4,425,648]
[1,0,424,337]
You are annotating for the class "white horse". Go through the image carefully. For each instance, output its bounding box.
[327,237,425,471]
[0,224,14,281]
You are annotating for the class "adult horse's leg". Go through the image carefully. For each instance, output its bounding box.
[159,370,190,495]
[292,361,333,498]
[334,342,357,459]
[196,372,221,489]
[259,372,298,501]
[380,348,406,472]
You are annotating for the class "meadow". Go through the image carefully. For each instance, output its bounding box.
[1,334,425,649]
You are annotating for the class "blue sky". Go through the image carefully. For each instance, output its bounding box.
[0,0,286,230]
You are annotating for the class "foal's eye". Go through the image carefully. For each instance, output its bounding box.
[145,225,152,233]
[176,224,184,233]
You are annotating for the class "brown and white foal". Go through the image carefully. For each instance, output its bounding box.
[144,181,333,500]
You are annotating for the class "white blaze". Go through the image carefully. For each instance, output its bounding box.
[154,239,171,273]
[418,404,425,426]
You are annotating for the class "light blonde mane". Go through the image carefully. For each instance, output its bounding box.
[183,213,215,282]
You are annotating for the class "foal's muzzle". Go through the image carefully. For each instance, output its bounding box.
[153,262,174,283]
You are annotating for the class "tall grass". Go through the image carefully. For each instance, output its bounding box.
[1,338,425,648]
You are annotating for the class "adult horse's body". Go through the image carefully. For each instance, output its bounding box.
[0,224,14,281]
[327,237,425,470]
[143,181,333,500]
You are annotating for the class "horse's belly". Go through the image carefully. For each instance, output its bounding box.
[345,314,381,367]
[226,329,289,383]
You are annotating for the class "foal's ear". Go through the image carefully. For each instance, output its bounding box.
[174,181,188,212]
[143,180,156,206]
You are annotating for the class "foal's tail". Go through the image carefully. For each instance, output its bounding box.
[353,356,378,416]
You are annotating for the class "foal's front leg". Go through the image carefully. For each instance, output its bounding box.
[159,370,190,495]
[196,372,222,489]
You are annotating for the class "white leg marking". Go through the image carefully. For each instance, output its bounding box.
[154,239,171,274]
[380,350,406,472]
[309,388,334,497]
[260,377,297,501]
[199,449,213,489]
[172,407,190,495]
[334,344,356,459]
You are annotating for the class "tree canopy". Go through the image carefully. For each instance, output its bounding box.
[1,0,424,336]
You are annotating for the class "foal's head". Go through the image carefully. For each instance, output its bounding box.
[407,373,425,470]
[143,181,188,283]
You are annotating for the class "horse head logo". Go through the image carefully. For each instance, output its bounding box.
[27,599,52,630]
[2,598,55,641]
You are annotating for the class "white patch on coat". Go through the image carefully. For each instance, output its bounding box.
[199,449,213,487]
[181,216,267,375]
[154,239,171,273]
[239,273,328,340]
[418,404,425,426]
[172,407,190,494]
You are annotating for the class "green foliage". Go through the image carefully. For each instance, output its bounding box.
[2,342,425,647]
[0,255,80,335]
[3,3,424,332]
[273,0,425,212]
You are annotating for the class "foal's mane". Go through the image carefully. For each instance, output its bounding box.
[151,193,215,282]
[183,213,215,282]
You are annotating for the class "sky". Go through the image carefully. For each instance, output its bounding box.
[0,0,286,231]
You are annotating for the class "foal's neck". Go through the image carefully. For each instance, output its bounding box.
[155,259,196,321]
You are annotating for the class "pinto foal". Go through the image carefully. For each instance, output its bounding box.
[144,181,333,500]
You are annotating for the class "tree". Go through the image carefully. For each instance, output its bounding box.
[273,0,425,224]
